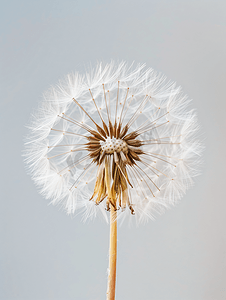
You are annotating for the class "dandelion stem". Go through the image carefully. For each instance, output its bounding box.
[105,156,117,300]
[107,206,117,300]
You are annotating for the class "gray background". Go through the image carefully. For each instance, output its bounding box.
[1,0,226,299]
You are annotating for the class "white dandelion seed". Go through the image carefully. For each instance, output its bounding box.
[24,61,202,223]
[24,61,203,299]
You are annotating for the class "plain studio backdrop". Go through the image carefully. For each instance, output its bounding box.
[0,1,225,299]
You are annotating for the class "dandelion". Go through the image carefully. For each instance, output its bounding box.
[24,61,202,299]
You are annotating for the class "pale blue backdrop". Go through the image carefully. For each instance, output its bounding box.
[1,0,225,299]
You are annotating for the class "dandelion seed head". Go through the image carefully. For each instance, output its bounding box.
[100,137,128,154]
[24,61,203,223]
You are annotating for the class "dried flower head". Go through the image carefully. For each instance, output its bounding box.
[24,61,202,223]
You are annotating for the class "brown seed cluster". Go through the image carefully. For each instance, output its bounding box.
[86,119,144,214]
